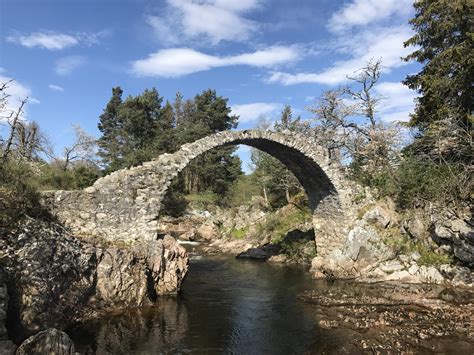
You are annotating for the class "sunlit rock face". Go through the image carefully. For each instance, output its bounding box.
[43,129,354,258]
[0,217,188,341]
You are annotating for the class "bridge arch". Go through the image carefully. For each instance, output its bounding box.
[45,130,350,257]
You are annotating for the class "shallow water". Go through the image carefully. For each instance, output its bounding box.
[68,251,473,354]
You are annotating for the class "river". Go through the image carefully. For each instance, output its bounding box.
[69,247,474,354]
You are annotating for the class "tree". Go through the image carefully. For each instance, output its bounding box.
[173,91,184,126]
[97,87,123,168]
[310,60,400,182]
[251,107,305,206]
[60,124,97,170]
[176,89,241,197]
[98,87,167,170]
[403,0,473,163]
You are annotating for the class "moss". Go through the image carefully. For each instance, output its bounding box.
[230,226,249,239]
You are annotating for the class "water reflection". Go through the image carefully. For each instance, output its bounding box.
[69,255,321,354]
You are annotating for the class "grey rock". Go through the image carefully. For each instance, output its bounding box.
[0,341,16,355]
[16,328,74,355]
[1,217,188,337]
[430,213,474,267]
[380,261,405,273]
[363,199,399,229]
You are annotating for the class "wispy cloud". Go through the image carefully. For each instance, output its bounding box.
[6,30,109,50]
[131,46,300,77]
[0,74,39,122]
[328,0,412,33]
[146,0,262,45]
[48,84,64,92]
[54,56,86,75]
[267,25,413,86]
[375,81,418,122]
[231,102,281,123]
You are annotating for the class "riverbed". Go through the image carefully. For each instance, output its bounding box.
[69,249,474,354]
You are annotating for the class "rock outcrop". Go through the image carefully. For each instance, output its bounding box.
[430,210,473,267]
[0,216,188,341]
[311,198,474,286]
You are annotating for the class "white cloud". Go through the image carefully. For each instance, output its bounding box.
[231,102,281,123]
[54,56,86,75]
[131,46,300,77]
[48,84,64,92]
[328,0,412,33]
[375,81,418,122]
[146,0,261,45]
[267,25,413,86]
[0,75,38,123]
[6,30,109,50]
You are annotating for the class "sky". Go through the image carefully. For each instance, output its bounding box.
[1,0,419,173]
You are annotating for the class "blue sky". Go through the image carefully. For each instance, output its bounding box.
[1,0,419,172]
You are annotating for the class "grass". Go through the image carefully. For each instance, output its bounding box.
[185,190,219,208]
[255,206,312,243]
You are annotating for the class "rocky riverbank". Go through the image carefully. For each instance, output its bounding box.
[0,216,188,352]
[300,282,474,353]
[157,195,473,287]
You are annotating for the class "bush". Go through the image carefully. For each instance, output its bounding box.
[0,160,49,228]
[256,206,311,243]
[162,178,188,217]
[382,231,452,267]
[395,156,471,208]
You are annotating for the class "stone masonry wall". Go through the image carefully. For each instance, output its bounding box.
[43,129,355,257]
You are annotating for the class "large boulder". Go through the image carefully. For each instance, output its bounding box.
[16,328,75,355]
[362,198,399,229]
[0,217,188,340]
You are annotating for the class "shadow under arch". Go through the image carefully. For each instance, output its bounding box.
[45,130,349,257]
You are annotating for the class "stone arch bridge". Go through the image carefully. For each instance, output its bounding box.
[44,130,354,257]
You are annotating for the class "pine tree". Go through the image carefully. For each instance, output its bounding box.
[97,87,123,168]
[403,0,473,162]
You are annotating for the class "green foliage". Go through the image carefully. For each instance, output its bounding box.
[382,231,453,267]
[35,163,100,190]
[250,105,307,208]
[280,239,316,264]
[161,178,188,218]
[403,0,473,131]
[395,155,471,208]
[230,226,249,239]
[227,174,263,207]
[350,162,398,199]
[0,160,49,228]
[97,87,243,216]
[403,0,473,166]
[185,190,219,208]
[256,206,311,243]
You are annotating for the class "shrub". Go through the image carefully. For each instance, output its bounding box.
[0,160,49,228]
[395,156,471,209]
